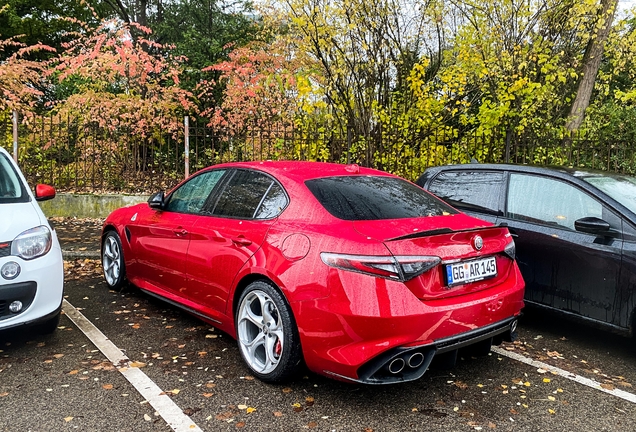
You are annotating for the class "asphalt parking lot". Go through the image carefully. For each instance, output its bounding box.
[1,220,636,431]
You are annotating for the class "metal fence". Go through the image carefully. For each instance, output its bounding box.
[3,111,636,193]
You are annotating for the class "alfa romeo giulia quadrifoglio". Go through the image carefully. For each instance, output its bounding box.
[101,161,525,384]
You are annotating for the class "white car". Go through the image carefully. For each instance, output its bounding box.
[0,147,63,334]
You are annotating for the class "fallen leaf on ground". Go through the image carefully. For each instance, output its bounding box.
[102,384,113,390]
[215,411,234,421]
[183,408,200,416]
[246,407,256,414]
[64,417,73,422]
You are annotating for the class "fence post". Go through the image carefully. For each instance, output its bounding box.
[12,110,18,163]
[184,116,190,179]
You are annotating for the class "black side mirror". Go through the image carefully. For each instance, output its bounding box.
[574,217,610,234]
[148,191,165,210]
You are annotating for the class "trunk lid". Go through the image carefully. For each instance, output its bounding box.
[353,215,515,300]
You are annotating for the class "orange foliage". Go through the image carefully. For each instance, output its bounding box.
[50,19,194,140]
[198,40,306,138]
[0,37,55,112]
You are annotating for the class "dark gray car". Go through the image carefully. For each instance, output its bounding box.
[417,164,636,336]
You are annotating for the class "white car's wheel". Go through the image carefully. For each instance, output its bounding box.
[102,231,127,291]
[236,281,302,382]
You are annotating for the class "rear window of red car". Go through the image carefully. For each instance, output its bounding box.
[305,176,457,221]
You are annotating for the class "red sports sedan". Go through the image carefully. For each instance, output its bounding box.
[101,161,524,384]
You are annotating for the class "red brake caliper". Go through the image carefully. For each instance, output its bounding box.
[274,339,282,357]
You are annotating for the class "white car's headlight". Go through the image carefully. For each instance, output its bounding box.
[11,226,52,260]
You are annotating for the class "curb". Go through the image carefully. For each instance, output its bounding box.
[63,250,100,260]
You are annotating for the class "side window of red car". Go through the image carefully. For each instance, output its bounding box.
[507,174,603,230]
[165,170,226,214]
[428,171,504,216]
[211,170,288,219]
[254,182,288,219]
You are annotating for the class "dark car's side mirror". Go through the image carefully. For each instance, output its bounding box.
[148,191,165,210]
[35,184,56,201]
[574,217,610,235]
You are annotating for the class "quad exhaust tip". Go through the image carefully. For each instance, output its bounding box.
[511,319,518,334]
[387,357,405,374]
[386,352,428,374]
[407,352,425,369]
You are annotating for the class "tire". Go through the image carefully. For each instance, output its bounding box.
[102,231,127,291]
[235,281,303,383]
[37,311,60,335]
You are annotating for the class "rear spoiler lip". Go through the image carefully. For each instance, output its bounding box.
[386,222,508,242]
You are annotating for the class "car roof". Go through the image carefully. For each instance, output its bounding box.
[422,163,632,182]
[421,162,636,224]
[201,161,396,182]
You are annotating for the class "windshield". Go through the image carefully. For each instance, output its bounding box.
[305,175,457,220]
[583,175,636,214]
[0,153,28,204]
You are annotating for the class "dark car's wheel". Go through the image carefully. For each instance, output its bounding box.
[236,281,303,383]
[102,231,127,291]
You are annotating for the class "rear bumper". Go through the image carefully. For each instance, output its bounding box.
[292,262,525,384]
[326,316,518,384]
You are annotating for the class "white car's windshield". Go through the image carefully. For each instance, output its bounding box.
[583,175,636,214]
[0,153,27,203]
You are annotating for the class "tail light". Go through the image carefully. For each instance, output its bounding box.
[504,240,516,260]
[320,253,441,282]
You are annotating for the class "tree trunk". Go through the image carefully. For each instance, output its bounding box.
[136,0,148,27]
[565,0,618,133]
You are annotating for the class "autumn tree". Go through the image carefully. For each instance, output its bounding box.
[0,4,57,114]
[280,0,442,154]
[195,37,334,161]
[565,0,619,133]
[51,18,194,138]
[0,0,102,61]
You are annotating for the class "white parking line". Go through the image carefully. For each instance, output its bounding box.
[492,346,636,404]
[62,300,203,432]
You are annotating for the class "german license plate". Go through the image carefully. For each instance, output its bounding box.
[445,256,497,286]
